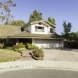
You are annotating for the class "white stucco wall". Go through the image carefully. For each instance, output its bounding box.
[24,26,31,32]
[23,23,54,34]
[32,39,64,49]
[31,24,48,34]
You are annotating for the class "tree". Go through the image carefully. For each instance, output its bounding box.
[76,31,78,38]
[62,21,72,35]
[48,17,56,25]
[29,10,42,22]
[6,20,26,26]
[0,0,16,24]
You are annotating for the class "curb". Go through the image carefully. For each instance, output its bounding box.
[0,61,78,72]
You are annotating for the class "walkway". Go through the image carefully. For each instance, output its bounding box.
[16,50,35,61]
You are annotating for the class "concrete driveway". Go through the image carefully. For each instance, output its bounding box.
[43,49,78,62]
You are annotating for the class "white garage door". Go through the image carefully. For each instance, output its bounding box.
[34,39,63,49]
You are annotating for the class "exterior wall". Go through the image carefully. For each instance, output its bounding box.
[32,39,64,49]
[47,26,54,34]
[31,24,48,34]
[23,23,54,34]
[24,26,31,32]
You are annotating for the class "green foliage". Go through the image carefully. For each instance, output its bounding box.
[0,43,4,49]
[15,48,26,51]
[26,43,39,50]
[48,17,56,25]
[17,42,25,48]
[0,49,21,62]
[32,44,39,50]
[0,0,16,24]
[26,43,32,50]
[67,42,78,49]
[32,48,44,58]
[76,31,78,38]
[13,42,26,51]
[6,20,26,26]
[12,46,16,50]
[6,47,13,50]
[62,21,72,35]
[29,10,42,22]
[4,39,16,47]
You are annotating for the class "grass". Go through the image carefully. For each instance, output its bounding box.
[0,49,21,62]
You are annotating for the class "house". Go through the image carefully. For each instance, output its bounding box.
[0,20,64,49]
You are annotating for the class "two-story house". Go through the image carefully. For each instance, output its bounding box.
[0,20,64,48]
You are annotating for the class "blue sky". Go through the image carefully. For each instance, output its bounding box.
[2,0,78,34]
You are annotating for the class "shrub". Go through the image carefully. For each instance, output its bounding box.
[15,48,26,51]
[0,43,4,49]
[26,43,39,50]
[26,43,32,50]
[13,42,26,51]
[17,42,25,48]
[6,47,13,50]
[13,45,17,50]
[32,44,39,50]
[32,48,44,58]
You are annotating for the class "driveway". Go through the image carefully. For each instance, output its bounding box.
[43,49,78,62]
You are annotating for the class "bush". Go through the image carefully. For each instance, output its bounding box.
[13,42,26,51]
[32,44,39,50]
[17,42,25,48]
[0,43,4,49]
[26,43,39,50]
[32,48,44,58]
[26,43,32,50]
[6,47,13,50]
[15,48,26,51]
[67,42,78,49]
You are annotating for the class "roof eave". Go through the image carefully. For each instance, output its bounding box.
[10,36,64,40]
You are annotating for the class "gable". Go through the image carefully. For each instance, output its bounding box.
[22,20,56,28]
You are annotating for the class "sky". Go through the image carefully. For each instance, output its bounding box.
[1,0,78,34]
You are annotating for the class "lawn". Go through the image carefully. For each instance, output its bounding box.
[0,49,21,62]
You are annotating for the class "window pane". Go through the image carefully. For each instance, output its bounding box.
[50,28,53,33]
[35,26,44,32]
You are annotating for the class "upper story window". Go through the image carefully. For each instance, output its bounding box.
[38,22,42,25]
[50,28,54,33]
[35,26,44,32]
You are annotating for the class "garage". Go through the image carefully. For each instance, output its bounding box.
[32,39,64,49]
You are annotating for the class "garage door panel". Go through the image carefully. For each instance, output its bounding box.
[35,39,63,49]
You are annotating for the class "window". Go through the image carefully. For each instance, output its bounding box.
[38,22,42,25]
[50,28,53,33]
[35,26,44,32]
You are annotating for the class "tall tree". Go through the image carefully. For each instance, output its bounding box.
[29,10,42,22]
[62,21,72,35]
[6,20,26,26]
[0,0,16,24]
[76,31,78,38]
[48,17,56,25]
